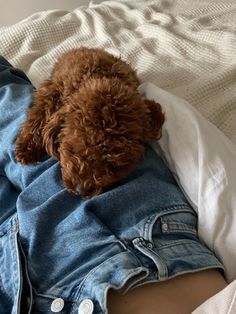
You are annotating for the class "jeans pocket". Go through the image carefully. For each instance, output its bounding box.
[132,207,198,279]
[150,208,198,247]
[159,209,198,236]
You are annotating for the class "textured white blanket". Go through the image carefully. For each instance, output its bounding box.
[0,0,235,145]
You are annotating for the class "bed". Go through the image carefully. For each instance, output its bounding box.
[0,0,236,312]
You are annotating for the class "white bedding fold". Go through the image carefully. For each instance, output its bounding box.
[193,279,236,313]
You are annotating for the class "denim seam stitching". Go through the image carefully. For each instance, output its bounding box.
[143,205,195,241]
[71,250,142,312]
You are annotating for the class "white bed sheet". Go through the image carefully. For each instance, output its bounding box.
[193,279,236,313]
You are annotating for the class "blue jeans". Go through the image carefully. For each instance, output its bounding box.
[0,57,224,314]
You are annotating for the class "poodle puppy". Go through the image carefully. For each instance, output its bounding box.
[15,47,164,197]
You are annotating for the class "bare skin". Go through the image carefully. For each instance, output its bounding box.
[107,269,227,314]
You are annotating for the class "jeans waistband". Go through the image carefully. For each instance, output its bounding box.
[28,244,223,314]
[30,251,147,314]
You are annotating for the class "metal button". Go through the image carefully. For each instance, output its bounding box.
[51,298,65,313]
[147,242,153,249]
[78,299,94,314]
[139,237,145,245]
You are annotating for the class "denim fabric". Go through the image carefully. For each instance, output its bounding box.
[0,57,224,314]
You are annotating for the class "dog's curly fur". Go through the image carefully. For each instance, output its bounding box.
[15,47,164,197]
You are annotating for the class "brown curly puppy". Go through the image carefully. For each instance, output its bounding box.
[15,47,164,197]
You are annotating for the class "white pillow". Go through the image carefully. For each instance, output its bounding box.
[139,82,236,283]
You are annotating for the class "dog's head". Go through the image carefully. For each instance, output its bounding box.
[43,77,164,198]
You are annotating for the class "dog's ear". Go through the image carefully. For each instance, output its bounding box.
[15,79,62,164]
[42,107,67,160]
[143,99,165,141]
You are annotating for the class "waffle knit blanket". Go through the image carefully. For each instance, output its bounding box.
[0,0,235,145]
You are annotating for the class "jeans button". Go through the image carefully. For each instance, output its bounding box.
[78,299,94,314]
[51,298,65,312]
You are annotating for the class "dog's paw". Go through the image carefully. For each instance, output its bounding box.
[15,145,44,165]
[15,150,37,165]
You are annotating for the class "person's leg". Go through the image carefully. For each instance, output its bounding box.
[107,269,227,314]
